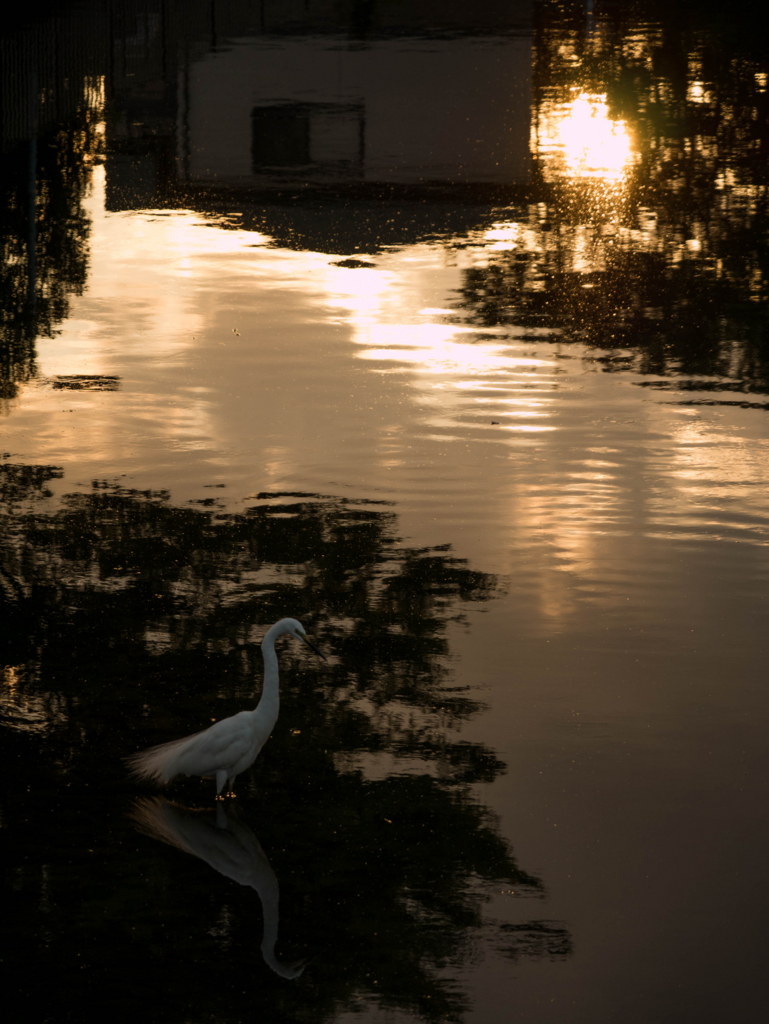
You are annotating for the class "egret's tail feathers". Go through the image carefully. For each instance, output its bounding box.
[130,797,199,856]
[125,729,205,785]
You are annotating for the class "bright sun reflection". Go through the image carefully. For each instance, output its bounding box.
[539,91,632,182]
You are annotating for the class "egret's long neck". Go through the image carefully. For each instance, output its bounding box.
[254,847,282,969]
[256,628,281,725]
[252,840,300,979]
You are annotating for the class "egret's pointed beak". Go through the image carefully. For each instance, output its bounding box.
[301,635,327,661]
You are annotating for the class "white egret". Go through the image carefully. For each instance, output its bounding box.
[126,618,325,799]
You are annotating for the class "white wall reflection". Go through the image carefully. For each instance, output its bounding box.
[181,36,532,187]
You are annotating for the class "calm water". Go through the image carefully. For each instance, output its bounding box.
[1,2,768,1022]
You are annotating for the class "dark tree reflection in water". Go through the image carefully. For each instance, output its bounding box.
[456,1,769,399]
[0,106,101,403]
[0,465,566,1023]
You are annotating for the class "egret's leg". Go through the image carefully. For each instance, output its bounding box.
[215,769,228,801]
[226,774,237,799]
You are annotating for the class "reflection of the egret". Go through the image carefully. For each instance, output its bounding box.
[132,798,306,980]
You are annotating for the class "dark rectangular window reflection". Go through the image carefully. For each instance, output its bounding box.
[251,103,364,174]
[251,106,311,167]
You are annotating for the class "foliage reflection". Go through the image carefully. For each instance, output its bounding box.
[458,1,769,396]
[0,467,569,1022]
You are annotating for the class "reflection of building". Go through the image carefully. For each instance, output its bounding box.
[179,35,532,189]
[83,0,534,204]
[0,0,534,393]
[100,1,535,250]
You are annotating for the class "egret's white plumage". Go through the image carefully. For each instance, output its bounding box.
[126,618,324,798]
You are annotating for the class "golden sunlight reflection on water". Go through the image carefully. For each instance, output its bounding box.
[3,152,768,620]
[537,91,632,183]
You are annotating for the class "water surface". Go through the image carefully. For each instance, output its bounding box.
[1,3,768,1022]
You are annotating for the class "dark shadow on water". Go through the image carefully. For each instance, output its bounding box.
[0,465,567,1023]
